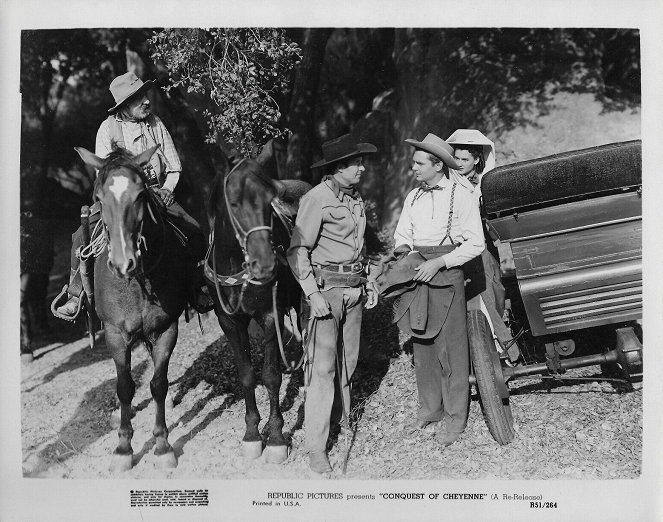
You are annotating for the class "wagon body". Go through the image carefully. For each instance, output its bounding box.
[469,140,643,445]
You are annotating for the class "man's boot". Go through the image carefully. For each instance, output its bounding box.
[308,451,332,473]
[53,268,84,320]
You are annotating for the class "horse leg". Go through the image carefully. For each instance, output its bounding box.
[219,315,262,458]
[150,322,178,469]
[107,329,135,473]
[258,310,288,464]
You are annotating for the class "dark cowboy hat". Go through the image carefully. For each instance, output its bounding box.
[404,133,460,170]
[108,72,155,114]
[310,134,377,169]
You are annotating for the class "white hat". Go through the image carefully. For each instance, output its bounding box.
[446,129,496,173]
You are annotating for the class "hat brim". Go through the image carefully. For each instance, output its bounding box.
[405,139,460,170]
[310,143,377,169]
[107,79,155,114]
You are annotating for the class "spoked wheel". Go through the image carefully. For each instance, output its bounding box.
[468,310,516,445]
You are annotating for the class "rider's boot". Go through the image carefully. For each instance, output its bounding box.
[54,268,84,320]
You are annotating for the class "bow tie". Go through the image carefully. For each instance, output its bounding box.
[467,174,480,186]
[412,183,443,203]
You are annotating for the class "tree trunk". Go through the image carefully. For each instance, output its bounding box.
[285,28,334,182]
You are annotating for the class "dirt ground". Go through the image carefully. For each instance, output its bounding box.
[20,299,642,481]
[17,217,642,480]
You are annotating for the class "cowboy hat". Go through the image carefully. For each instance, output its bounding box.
[404,133,460,170]
[310,134,377,169]
[446,128,496,173]
[107,72,155,114]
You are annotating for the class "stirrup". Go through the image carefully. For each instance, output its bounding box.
[51,285,84,322]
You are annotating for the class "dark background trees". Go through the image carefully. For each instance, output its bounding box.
[19,27,641,267]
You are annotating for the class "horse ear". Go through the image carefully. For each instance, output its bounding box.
[256,139,274,167]
[74,147,105,169]
[272,179,287,198]
[134,145,161,167]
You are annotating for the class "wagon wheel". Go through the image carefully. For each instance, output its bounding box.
[468,310,516,445]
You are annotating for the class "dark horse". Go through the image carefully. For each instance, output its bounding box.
[206,154,309,463]
[75,145,189,472]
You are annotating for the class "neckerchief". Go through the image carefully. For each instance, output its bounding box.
[324,175,359,200]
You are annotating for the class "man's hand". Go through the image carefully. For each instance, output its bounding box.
[309,291,331,318]
[365,282,379,309]
[156,188,174,206]
[413,256,446,283]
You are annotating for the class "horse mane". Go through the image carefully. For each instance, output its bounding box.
[94,147,150,196]
[206,158,276,219]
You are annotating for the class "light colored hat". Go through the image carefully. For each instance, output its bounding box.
[108,72,154,114]
[446,128,496,173]
[404,133,460,170]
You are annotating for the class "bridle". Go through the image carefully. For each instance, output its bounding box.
[205,159,279,316]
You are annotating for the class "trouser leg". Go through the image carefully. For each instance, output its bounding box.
[330,287,363,426]
[305,287,363,453]
[165,201,206,261]
[413,336,445,423]
[438,270,470,434]
[66,207,102,298]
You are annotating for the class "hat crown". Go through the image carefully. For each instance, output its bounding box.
[420,133,454,157]
[109,72,144,104]
[321,134,359,162]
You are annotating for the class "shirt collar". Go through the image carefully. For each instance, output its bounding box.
[323,175,359,201]
[115,114,150,142]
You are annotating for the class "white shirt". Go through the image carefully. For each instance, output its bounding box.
[95,115,181,192]
[393,175,485,268]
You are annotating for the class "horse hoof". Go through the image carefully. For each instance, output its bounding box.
[157,450,178,469]
[241,440,263,459]
[20,352,34,364]
[264,445,289,464]
[109,453,133,473]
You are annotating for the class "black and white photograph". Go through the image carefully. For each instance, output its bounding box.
[2,0,662,521]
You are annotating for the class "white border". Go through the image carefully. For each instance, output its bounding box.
[2,1,662,521]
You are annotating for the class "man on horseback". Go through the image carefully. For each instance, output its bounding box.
[287,134,379,473]
[54,71,213,319]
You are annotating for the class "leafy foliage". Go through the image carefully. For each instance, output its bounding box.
[150,28,302,157]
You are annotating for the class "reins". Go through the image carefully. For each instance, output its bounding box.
[205,160,277,316]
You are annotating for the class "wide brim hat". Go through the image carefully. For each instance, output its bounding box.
[311,133,377,169]
[108,72,155,114]
[446,128,496,173]
[404,133,460,170]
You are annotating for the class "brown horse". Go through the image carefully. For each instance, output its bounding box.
[75,145,189,472]
[206,156,309,463]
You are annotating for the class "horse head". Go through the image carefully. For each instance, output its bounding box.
[75,145,160,278]
[221,159,286,283]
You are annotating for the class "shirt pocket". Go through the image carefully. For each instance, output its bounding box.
[324,204,350,223]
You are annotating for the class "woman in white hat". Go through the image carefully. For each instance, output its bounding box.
[446,128,496,201]
[447,128,519,362]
